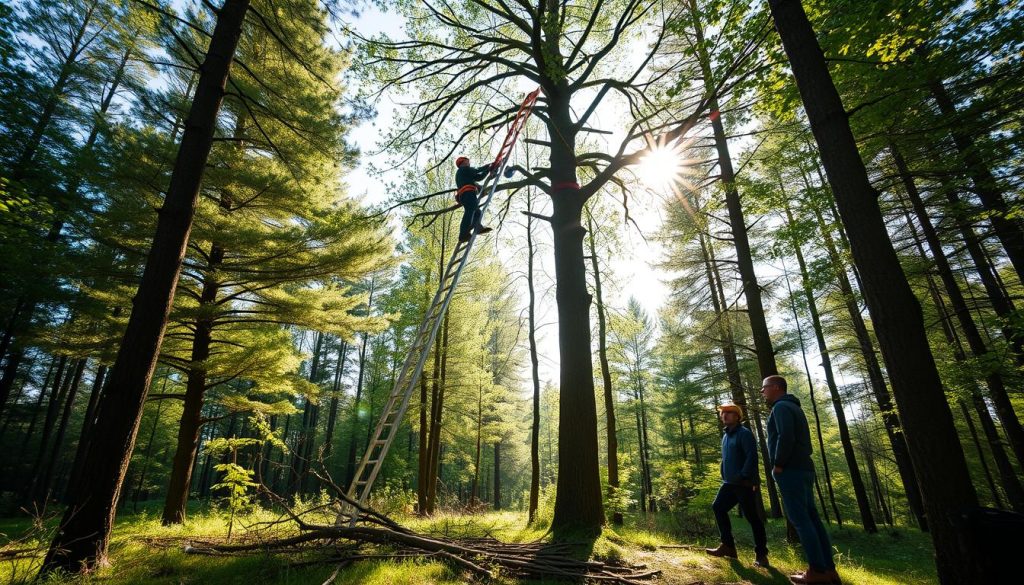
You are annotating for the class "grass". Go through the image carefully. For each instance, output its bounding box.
[0,503,938,584]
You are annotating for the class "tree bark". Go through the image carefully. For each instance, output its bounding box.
[549,176,604,534]
[767,0,989,580]
[40,0,250,573]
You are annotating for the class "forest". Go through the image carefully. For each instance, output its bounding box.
[0,0,1021,584]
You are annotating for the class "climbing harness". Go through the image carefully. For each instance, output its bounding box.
[455,183,478,204]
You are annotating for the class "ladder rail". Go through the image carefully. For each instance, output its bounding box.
[340,89,539,523]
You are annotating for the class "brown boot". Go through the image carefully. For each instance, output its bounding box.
[754,552,770,568]
[704,543,737,558]
[790,568,834,584]
[827,569,842,584]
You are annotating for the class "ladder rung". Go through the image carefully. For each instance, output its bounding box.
[365,459,380,466]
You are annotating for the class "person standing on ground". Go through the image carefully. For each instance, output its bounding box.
[761,375,841,585]
[454,156,494,243]
[705,403,770,568]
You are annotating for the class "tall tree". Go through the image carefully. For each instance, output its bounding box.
[354,0,760,533]
[40,0,251,574]
[766,0,993,580]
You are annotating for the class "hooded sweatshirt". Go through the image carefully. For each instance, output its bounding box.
[766,393,815,472]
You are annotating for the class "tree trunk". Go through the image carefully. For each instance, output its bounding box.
[781,257,842,526]
[528,195,543,524]
[40,1,250,573]
[745,384,782,518]
[688,413,702,471]
[162,252,225,523]
[587,212,620,525]
[417,267,431,514]
[132,389,166,511]
[290,331,324,495]
[63,364,107,503]
[22,356,66,457]
[702,234,777,518]
[785,205,876,532]
[346,279,376,487]
[813,472,830,524]
[893,146,1024,473]
[637,379,656,514]
[549,160,604,534]
[27,358,81,503]
[322,340,349,464]
[941,183,1023,362]
[960,400,1004,507]
[471,382,483,506]
[768,0,988,580]
[493,441,501,511]
[897,170,1024,511]
[425,311,450,513]
[928,78,1024,284]
[807,176,927,530]
[32,359,86,508]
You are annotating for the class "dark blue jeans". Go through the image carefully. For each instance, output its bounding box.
[712,483,768,554]
[459,190,483,239]
[774,468,834,571]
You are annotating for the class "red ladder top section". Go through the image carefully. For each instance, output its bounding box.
[492,88,540,169]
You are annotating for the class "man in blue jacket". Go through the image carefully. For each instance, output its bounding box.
[705,403,769,567]
[762,375,841,585]
[454,156,495,243]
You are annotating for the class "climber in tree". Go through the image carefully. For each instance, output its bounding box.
[454,156,495,243]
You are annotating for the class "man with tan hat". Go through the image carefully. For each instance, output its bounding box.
[705,402,769,567]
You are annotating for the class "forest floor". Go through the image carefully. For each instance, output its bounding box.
[0,503,937,584]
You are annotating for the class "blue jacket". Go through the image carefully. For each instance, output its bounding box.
[766,394,815,472]
[456,164,491,190]
[720,424,759,485]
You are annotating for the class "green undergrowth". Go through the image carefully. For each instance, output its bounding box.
[0,505,937,584]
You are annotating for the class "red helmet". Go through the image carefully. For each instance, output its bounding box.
[455,156,470,167]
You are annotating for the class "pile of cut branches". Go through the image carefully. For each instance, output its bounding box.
[181,478,660,584]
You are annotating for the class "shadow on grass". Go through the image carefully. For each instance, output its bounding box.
[729,558,794,584]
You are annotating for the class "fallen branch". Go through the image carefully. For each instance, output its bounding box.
[180,520,658,583]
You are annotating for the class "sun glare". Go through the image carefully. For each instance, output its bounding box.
[636,140,693,195]
[638,147,681,188]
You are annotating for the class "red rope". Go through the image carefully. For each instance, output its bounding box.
[553,182,580,191]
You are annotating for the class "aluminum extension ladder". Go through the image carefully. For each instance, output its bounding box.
[339,88,540,524]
